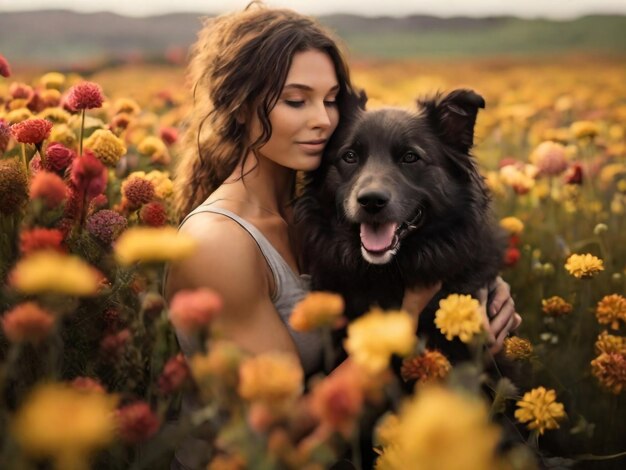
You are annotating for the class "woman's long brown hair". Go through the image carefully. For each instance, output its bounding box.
[173,3,357,221]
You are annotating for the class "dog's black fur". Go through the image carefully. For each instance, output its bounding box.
[295,89,507,362]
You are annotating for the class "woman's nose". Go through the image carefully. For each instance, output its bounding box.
[308,102,332,129]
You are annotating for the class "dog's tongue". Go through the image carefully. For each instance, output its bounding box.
[360,222,398,252]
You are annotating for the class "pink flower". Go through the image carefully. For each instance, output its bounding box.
[45,143,76,172]
[66,81,104,110]
[115,402,160,444]
[30,171,68,208]
[2,302,55,344]
[139,201,167,226]
[19,228,64,255]
[0,54,11,78]
[86,210,128,245]
[100,328,131,356]
[158,353,190,395]
[9,82,33,101]
[169,288,223,335]
[70,149,108,199]
[159,126,178,145]
[11,119,53,145]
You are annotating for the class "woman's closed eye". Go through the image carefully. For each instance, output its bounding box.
[283,98,338,108]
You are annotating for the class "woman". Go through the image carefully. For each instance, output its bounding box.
[165,4,520,468]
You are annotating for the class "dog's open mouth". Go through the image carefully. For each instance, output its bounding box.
[359,208,424,264]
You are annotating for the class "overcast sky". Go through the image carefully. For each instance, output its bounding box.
[1,0,625,19]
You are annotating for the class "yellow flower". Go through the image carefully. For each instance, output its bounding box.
[542,296,573,316]
[114,227,196,265]
[595,331,626,355]
[503,337,533,361]
[138,135,168,159]
[400,349,451,384]
[435,294,483,343]
[591,353,626,394]
[112,97,141,115]
[49,123,77,148]
[376,386,500,470]
[12,383,117,469]
[344,308,416,374]
[5,107,34,124]
[238,351,303,405]
[514,387,566,435]
[290,291,344,331]
[128,170,174,200]
[564,253,604,279]
[84,129,127,166]
[191,341,244,400]
[596,294,626,330]
[40,72,66,90]
[499,216,524,235]
[375,413,400,447]
[37,107,71,124]
[570,120,600,140]
[9,251,102,296]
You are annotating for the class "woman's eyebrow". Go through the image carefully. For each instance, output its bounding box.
[283,83,340,92]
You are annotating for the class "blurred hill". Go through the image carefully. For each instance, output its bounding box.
[1,10,625,67]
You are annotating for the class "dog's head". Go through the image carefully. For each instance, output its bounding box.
[319,89,488,265]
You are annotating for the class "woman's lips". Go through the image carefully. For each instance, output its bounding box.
[296,140,327,154]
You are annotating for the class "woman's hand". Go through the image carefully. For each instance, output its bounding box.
[402,281,443,324]
[480,276,522,354]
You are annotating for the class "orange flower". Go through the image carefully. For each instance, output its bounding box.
[564,253,604,279]
[2,302,55,343]
[591,353,626,394]
[595,331,626,355]
[542,296,573,317]
[400,349,451,384]
[290,291,345,331]
[30,171,68,208]
[66,81,104,110]
[168,288,222,335]
[503,337,534,361]
[596,294,626,330]
[19,228,64,255]
[10,118,52,145]
[238,352,303,405]
[115,402,160,444]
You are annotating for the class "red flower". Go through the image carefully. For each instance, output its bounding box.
[504,247,521,267]
[140,201,167,226]
[158,353,190,395]
[115,402,160,444]
[2,302,55,344]
[122,177,155,210]
[11,119,53,145]
[0,119,10,154]
[19,228,64,255]
[71,377,106,394]
[66,81,104,110]
[169,289,223,335]
[564,163,583,185]
[70,149,107,199]
[86,210,128,245]
[0,54,11,78]
[100,328,131,356]
[159,126,178,145]
[30,171,68,208]
[45,142,76,172]
[9,82,33,101]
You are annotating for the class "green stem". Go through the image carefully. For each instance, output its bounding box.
[21,144,27,175]
[79,108,85,157]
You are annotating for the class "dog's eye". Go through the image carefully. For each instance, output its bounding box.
[342,151,358,164]
[401,152,420,164]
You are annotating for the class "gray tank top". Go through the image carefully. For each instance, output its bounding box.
[174,202,323,376]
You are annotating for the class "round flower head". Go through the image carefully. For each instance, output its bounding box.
[110,112,133,131]
[114,226,196,265]
[9,82,33,101]
[499,216,524,235]
[160,126,178,145]
[84,129,126,166]
[564,163,583,185]
[158,353,190,395]
[595,294,626,330]
[0,158,28,215]
[138,135,167,158]
[19,228,64,255]
[45,142,75,172]
[238,352,303,405]
[2,302,55,344]
[30,171,68,208]
[11,118,53,145]
[66,81,104,110]
[70,149,108,199]
[100,329,131,357]
[86,210,128,246]
[9,250,103,296]
[503,337,534,361]
[400,349,451,384]
[564,253,604,279]
[40,72,66,90]
[595,331,626,355]
[39,88,62,108]
[112,98,140,115]
[115,402,160,444]
[5,108,34,125]
[49,123,77,148]
[0,53,11,77]
[37,107,71,124]
[139,201,168,227]
[514,386,565,435]
[344,307,416,374]
[570,120,600,140]
[435,294,483,343]
[0,119,11,154]
[290,291,345,331]
[169,288,223,335]
[591,353,626,394]
[542,296,573,317]
[121,176,155,210]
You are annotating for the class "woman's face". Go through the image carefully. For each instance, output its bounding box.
[251,49,340,172]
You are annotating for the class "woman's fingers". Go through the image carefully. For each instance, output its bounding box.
[490,315,517,354]
[488,276,512,318]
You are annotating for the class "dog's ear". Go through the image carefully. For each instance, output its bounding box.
[345,87,368,111]
[420,89,485,153]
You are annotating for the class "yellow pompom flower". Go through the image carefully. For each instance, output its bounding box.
[49,123,77,148]
[238,351,303,405]
[435,294,483,343]
[84,129,127,166]
[9,251,102,296]
[595,294,626,330]
[12,383,117,470]
[376,386,500,470]
[37,107,71,124]
[114,226,196,265]
[5,107,34,124]
[138,135,169,163]
[39,72,66,90]
[570,120,600,140]
[191,341,245,399]
[344,308,416,374]
[290,291,344,331]
[112,97,141,115]
[564,253,604,279]
[595,331,626,355]
[591,353,626,394]
[499,216,524,235]
[375,413,400,447]
[515,387,566,435]
[542,296,573,316]
[503,337,534,361]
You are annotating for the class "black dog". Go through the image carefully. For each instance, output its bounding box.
[295,89,506,362]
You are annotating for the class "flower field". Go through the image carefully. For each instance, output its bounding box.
[1,53,625,469]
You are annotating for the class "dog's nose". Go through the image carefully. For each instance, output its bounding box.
[357,190,390,213]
